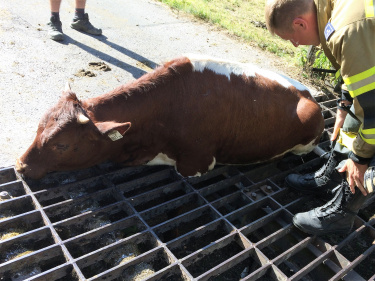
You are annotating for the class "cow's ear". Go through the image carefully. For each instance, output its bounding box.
[95,121,131,141]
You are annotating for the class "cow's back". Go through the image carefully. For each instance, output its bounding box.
[156,55,324,171]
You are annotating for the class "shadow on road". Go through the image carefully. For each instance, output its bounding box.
[57,33,159,79]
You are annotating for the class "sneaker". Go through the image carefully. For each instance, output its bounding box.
[47,15,64,41]
[70,13,102,35]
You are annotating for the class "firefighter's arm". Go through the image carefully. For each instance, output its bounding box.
[331,89,353,141]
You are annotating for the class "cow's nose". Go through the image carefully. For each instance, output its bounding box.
[15,158,27,173]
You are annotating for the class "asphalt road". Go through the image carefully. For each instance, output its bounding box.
[0,0,305,168]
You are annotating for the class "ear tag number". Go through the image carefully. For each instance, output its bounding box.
[108,130,123,141]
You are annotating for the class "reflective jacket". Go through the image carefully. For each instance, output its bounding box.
[315,0,375,160]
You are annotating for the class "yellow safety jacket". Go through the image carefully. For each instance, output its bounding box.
[315,0,375,160]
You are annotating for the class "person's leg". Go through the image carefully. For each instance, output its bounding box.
[47,0,64,41]
[75,0,86,9]
[293,158,375,235]
[70,0,102,35]
[73,0,86,21]
[50,0,62,12]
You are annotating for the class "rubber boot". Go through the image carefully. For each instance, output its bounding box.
[293,177,373,235]
[285,148,341,194]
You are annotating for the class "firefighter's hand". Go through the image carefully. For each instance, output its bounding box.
[331,108,348,141]
[338,159,368,196]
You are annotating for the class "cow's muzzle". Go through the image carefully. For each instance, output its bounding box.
[15,157,48,179]
[15,158,28,174]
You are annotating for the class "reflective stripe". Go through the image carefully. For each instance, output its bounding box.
[360,128,375,144]
[346,81,375,97]
[365,0,375,17]
[362,128,375,134]
[343,66,375,97]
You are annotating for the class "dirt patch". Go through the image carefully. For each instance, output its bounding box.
[88,62,111,71]
[0,228,24,241]
[74,62,111,77]
[136,60,154,72]
[74,69,96,77]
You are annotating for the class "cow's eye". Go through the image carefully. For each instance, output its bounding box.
[53,144,70,151]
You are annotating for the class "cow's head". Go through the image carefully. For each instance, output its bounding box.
[16,84,131,179]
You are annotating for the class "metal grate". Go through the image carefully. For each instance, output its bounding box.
[1,94,375,281]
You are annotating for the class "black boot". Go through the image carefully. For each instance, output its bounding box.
[285,149,341,194]
[293,179,373,235]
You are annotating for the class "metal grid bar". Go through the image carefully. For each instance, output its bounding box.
[1,94,375,281]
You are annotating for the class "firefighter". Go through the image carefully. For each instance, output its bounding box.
[265,0,375,235]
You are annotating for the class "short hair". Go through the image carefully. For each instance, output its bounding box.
[265,0,313,35]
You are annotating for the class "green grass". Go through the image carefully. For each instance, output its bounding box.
[157,0,298,59]
[157,0,335,82]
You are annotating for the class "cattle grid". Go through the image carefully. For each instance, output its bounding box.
[1,92,375,281]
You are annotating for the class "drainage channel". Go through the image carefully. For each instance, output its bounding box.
[1,94,375,281]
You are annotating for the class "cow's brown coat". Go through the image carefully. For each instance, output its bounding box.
[16,56,324,179]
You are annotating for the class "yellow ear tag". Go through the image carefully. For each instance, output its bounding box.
[108,130,123,141]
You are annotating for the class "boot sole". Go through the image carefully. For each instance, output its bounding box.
[50,34,64,41]
[293,219,352,236]
[70,25,102,35]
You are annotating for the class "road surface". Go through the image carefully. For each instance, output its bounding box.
[0,0,308,168]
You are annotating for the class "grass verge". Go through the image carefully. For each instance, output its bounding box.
[156,0,335,87]
[157,0,297,59]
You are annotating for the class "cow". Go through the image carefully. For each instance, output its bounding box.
[15,55,324,179]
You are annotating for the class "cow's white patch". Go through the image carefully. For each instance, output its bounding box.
[258,139,317,163]
[218,139,317,166]
[190,172,202,177]
[185,54,310,92]
[259,139,317,163]
[147,153,216,178]
[288,139,317,156]
[146,153,176,166]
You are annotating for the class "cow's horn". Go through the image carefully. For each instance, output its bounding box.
[65,82,71,92]
[77,113,90,124]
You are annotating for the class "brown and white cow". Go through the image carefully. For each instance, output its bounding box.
[16,55,324,179]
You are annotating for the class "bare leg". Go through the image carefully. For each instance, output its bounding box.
[75,0,86,9]
[50,0,62,13]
